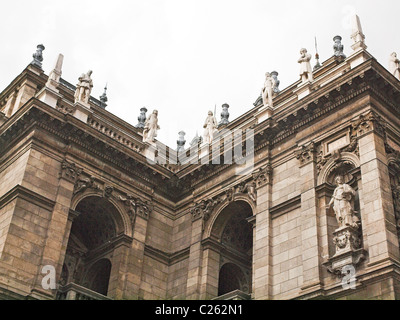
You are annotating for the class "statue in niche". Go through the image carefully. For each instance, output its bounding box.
[261,72,276,108]
[143,110,160,143]
[389,52,400,80]
[298,48,313,83]
[327,176,359,229]
[203,111,218,144]
[74,70,93,105]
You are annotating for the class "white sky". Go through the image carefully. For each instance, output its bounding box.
[1,0,400,148]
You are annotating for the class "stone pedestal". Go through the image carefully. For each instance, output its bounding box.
[294,81,313,100]
[36,86,63,109]
[73,101,93,123]
[324,226,366,275]
[256,105,273,124]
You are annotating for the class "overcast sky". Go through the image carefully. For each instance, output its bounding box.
[1,0,400,148]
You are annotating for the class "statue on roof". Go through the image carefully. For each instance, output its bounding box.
[298,48,313,83]
[143,110,160,143]
[74,70,93,105]
[262,72,276,108]
[203,111,218,145]
[389,52,400,80]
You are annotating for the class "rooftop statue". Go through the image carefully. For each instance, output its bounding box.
[261,72,276,108]
[298,48,313,83]
[389,52,400,80]
[203,111,218,145]
[143,110,160,143]
[74,70,93,105]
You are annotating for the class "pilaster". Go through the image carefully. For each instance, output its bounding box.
[252,163,273,300]
[356,112,400,266]
[295,143,323,293]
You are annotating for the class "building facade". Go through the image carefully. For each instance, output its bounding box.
[1,18,400,300]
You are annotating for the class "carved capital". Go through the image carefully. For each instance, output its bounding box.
[295,142,316,166]
[252,164,273,188]
[351,111,386,138]
[60,160,82,183]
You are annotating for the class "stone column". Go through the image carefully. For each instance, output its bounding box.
[252,164,273,300]
[185,214,204,300]
[123,207,151,300]
[295,143,323,293]
[31,160,81,299]
[355,112,400,266]
[199,239,221,299]
[107,235,133,299]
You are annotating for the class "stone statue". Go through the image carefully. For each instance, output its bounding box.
[143,110,160,143]
[327,176,358,228]
[298,48,313,83]
[203,111,218,144]
[389,52,400,80]
[271,71,280,94]
[74,70,93,105]
[262,72,276,108]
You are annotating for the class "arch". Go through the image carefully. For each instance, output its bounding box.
[82,259,112,296]
[218,263,248,296]
[204,197,255,240]
[317,152,361,186]
[71,192,132,237]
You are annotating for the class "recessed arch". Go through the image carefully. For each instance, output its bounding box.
[218,263,248,296]
[71,192,132,237]
[204,197,255,240]
[317,152,360,186]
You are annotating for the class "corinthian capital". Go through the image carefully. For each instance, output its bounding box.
[295,142,316,166]
[60,160,82,183]
[252,163,273,188]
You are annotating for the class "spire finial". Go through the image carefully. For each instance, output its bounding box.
[314,36,321,71]
[99,83,108,108]
[351,15,367,51]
